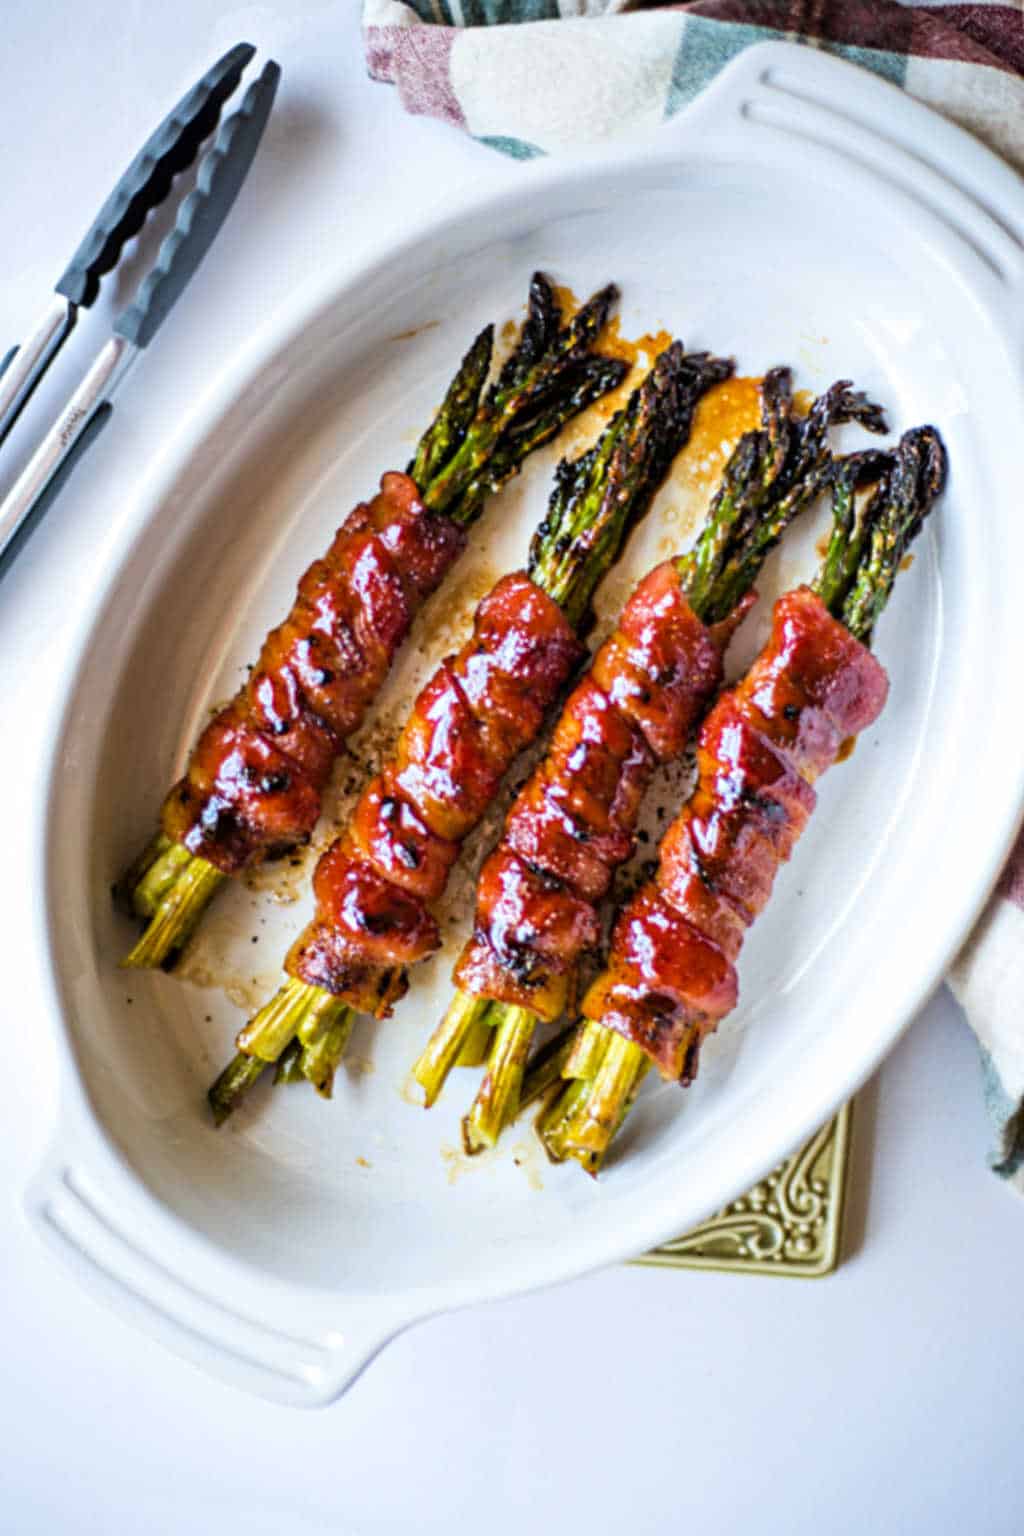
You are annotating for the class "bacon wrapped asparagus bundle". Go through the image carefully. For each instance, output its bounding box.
[415,374,889,1150]
[118,274,626,969]
[537,424,947,1173]
[209,341,735,1119]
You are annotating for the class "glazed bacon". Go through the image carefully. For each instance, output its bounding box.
[286,572,584,1011]
[454,561,744,1023]
[162,473,465,872]
[582,586,889,1080]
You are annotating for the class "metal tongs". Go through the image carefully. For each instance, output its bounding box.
[0,42,280,567]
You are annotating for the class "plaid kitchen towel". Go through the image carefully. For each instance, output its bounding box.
[362,0,1024,1191]
[363,2,1023,167]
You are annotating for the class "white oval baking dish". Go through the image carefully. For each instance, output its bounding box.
[25,44,1024,1405]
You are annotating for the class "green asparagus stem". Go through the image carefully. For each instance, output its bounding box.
[120,273,625,979]
[273,1037,304,1084]
[546,423,947,1172]
[207,978,350,1121]
[462,1007,536,1153]
[297,1011,357,1098]
[120,858,227,971]
[422,282,620,513]
[447,357,626,526]
[130,839,194,919]
[440,370,887,1146]
[208,1051,268,1126]
[258,341,731,1114]
[413,992,495,1107]
[518,1023,577,1114]
[410,324,497,489]
[454,1011,495,1068]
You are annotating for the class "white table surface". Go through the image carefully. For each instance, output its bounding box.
[2,5,1022,1532]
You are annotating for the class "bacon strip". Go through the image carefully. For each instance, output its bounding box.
[162,473,466,873]
[583,586,889,1079]
[454,562,737,1023]
[286,573,584,1012]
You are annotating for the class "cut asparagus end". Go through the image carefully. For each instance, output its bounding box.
[565,1018,613,1082]
[208,977,344,1119]
[454,1011,494,1068]
[463,1005,538,1154]
[561,1030,646,1157]
[295,1007,357,1098]
[412,991,493,1107]
[120,856,227,970]
[236,977,337,1062]
[130,839,195,919]
[273,1037,305,1084]
[536,1076,591,1163]
[113,832,175,917]
[518,1023,577,1114]
[208,1052,267,1125]
[537,1027,650,1174]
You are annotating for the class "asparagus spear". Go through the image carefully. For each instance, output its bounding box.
[209,342,732,1120]
[119,275,625,973]
[429,374,888,1152]
[543,425,946,1173]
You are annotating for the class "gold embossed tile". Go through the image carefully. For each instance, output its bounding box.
[637,1102,853,1278]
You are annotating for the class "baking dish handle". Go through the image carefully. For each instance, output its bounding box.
[673,41,1024,313]
[25,1149,402,1408]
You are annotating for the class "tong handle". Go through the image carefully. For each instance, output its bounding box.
[116,62,280,350]
[55,42,255,309]
[0,402,112,576]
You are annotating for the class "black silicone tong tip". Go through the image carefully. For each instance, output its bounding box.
[56,42,256,309]
[115,62,281,350]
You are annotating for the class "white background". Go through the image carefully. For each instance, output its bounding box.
[2,4,1022,1531]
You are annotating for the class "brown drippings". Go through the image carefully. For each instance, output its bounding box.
[388,321,440,343]
[550,285,674,428]
[598,315,676,373]
[356,1156,372,1169]
[416,559,498,664]
[510,1140,544,1191]
[900,553,915,572]
[837,736,856,764]
[243,850,312,904]
[673,377,763,501]
[440,1140,488,1185]
[176,948,280,1014]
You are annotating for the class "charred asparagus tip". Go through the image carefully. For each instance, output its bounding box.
[120,856,227,971]
[463,1005,538,1153]
[208,1051,267,1125]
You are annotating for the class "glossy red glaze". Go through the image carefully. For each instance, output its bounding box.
[592,587,889,1080]
[290,573,581,1005]
[163,473,465,873]
[455,564,727,1019]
